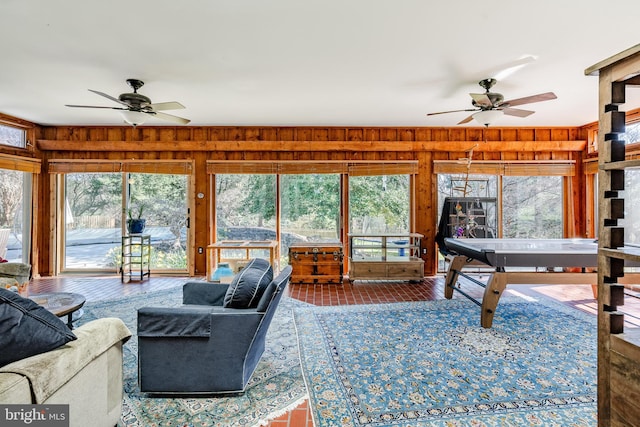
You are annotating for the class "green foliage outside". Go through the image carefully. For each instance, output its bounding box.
[106,245,187,269]
[216,173,410,236]
[502,176,562,238]
[349,175,409,233]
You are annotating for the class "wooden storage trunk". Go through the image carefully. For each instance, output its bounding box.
[289,243,344,284]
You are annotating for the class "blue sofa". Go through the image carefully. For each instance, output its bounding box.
[137,262,292,394]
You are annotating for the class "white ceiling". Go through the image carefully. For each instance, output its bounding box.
[2,0,640,128]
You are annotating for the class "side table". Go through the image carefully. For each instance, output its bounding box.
[30,292,86,329]
[207,240,279,280]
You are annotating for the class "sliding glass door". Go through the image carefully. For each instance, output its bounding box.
[63,173,121,269]
[128,173,189,270]
[62,172,189,272]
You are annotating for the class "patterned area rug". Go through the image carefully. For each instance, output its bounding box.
[293,297,597,427]
[79,286,308,427]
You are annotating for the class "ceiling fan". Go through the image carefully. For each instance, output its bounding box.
[65,79,190,126]
[426,78,557,126]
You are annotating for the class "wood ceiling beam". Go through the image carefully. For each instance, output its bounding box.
[37,139,587,152]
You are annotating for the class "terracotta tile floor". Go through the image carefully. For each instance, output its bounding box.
[25,274,640,427]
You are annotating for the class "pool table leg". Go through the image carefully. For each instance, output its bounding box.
[444,255,468,299]
[480,272,507,328]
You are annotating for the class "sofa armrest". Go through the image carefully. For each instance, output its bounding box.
[183,282,229,306]
[138,306,213,337]
[138,305,264,338]
[0,317,131,403]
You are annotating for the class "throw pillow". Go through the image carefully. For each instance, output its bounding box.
[0,288,77,367]
[223,258,273,309]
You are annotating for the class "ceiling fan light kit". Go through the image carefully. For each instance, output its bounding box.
[472,109,503,127]
[120,110,148,126]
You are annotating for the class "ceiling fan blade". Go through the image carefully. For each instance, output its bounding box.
[458,115,474,124]
[449,55,539,95]
[148,101,185,111]
[501,107,535,118]
[470,93,493,107]
[426,108,476,117]
[88,89,130,107]
[490,55,537,81]
[502,92,557,107]
[152,111,191,124]
[65,104,125,109]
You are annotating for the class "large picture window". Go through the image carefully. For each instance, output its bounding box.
[216,174,277,241]
[281,174,341,258]
[435,160,571,271]
[349,174,410,234]
[209,160,417,268]
[437,173,563,239]
[502,176,563,238]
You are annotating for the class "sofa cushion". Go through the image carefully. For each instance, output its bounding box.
[223,258,273,309]
[0,288,77,367]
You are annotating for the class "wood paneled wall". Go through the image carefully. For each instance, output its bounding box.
[29,125,587,277]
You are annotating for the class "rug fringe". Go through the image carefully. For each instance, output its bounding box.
[251,395,309,427]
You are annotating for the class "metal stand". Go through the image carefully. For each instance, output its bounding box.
[121,234,151,283]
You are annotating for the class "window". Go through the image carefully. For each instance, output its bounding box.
[622,168,640,245]
[216,174,277,241]
[0,169,30,262]
[349,174,410,234]
[502,176,563,238]
[63,173,121,269]
[128,173,189,270]
[437,174,498,219]
[623,121,640,145]
[209,160,418,261]
[281,174,340,259]
[434,159,572,270]
[0,124,26,149]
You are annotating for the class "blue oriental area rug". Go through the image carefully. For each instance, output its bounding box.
[293,297,597,427]
[79,285,308,427]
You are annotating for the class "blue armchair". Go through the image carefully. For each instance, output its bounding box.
[137,265,292,394]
